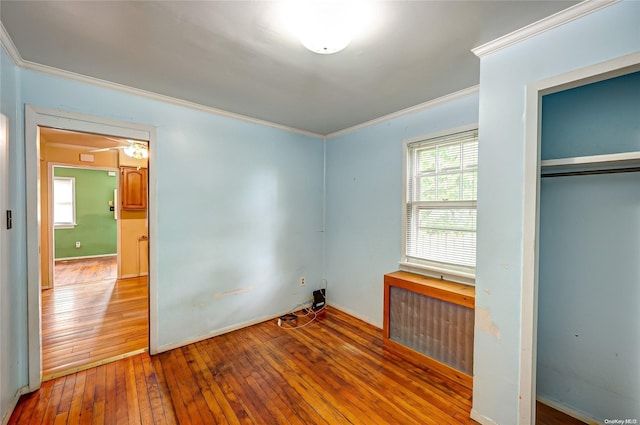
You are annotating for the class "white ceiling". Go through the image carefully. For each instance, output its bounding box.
[1,1,579,136]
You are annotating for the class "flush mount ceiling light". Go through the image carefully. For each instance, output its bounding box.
[124,142,148,159]
[282,1,371,55]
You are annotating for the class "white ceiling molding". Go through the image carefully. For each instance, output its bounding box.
[19,60,325,140]
[325,85,479,140]
[4,20,479,141]
[0,25,323,141]
[2,1,583,135]
[472,0,619,58]
[0,21,24,66]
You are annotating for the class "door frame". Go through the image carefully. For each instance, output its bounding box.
[0,114,8,399]
[518,52,640,423]
[25,105,158,390]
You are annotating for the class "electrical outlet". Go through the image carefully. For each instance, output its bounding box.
[75,241,81,248]
[299,276,306,287]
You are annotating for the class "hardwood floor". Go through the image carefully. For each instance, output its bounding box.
[12,307,582,424]
[15,307,472,425]
[54,256,117,286]
[43,257,148,379]
[536,401,587,424]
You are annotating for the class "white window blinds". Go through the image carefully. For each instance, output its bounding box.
[405,129,478,272]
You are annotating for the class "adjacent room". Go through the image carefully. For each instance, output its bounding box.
[38,128,150,379]
[1,1,638,424]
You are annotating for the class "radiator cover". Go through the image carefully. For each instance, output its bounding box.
[389,286,474,375]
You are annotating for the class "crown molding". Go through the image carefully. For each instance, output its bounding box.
[472,0,620,58]
[20,60,324,139]
[2,28,477,141]
[325,85,479,140]
[0,24,323,140]
[2,18,476,141]
[2,1,620,139]
[0,21,24,66]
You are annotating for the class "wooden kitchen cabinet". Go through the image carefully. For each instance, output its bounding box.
[120,167,147,210]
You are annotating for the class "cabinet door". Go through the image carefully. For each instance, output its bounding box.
[121,167,147,210]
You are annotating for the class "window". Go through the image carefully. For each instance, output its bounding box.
[403,128,478,278]
[53,177,76,228]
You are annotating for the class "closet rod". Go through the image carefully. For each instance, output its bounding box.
[541,166,640,178]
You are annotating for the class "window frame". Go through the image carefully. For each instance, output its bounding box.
[400,124,478,285]
[53,176,76,229]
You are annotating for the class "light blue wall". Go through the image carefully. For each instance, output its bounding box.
[16,65,324,349]
[537,70,640,420]
[538,173,640,420]
[325,92,479,326]
[475,1,640,423]
[2,2,639,423]
[1,46,28,419]
[541,71,640,160]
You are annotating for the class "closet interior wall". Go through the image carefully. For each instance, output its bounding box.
[536,71,640,421]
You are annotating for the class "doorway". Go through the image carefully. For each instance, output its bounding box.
[25,106,158,389]
[519,53,640,423]
[40,128,150,379]
[535,71,640,422]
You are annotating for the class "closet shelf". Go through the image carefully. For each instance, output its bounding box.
[541,151,640,174]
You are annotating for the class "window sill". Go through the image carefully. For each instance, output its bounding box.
[54,224,76,229]
[398,261,475,286]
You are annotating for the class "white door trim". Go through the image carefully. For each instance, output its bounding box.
[0,114,8,403]
[519,51,640,424]
[25,105,158,390]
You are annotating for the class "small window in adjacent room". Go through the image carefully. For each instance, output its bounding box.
[402,127,478,282]
[53,176,76,228]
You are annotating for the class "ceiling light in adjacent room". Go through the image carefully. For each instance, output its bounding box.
[124,142,148,159]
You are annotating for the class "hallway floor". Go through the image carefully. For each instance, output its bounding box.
[43,258,148,380]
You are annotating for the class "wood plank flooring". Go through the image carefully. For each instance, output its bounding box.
[15,307,474,424]
[43,259,148,379]
[536,401,587,425]
[54,257,117,286]
[12,306,583,424]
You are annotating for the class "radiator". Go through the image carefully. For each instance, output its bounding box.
[389,286,474,375]
[383,271,475,386]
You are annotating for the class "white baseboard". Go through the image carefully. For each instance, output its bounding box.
[470,409,500,425]
[1,386,29,425]
[55,253,116,262]
[119,273,148,279]
[156,302,382,354]
[537,396,600,425]
[326,301,382,329]
[470,399,601,425]
[156,309,303,353]
[155,302,376,354]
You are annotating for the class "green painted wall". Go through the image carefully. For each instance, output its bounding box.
[54,167,117,259]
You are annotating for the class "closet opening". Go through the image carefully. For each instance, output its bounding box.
[521,63,640,424]
[535,70,640,423]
